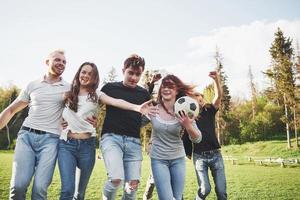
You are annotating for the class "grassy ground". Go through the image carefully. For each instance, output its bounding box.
[1,140,300,200]
[222,139,300,158]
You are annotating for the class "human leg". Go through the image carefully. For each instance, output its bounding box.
[31,133,59,200]
[9,130,36,200]
[122,136,143,200]
[100,134,124,200]
[58,139,77,200]
[193,153,211,200]
[210,153,227,200]
[143,172,155,200]
[74,138,96,200]
[169,157,186,200]
[151,158,174,200]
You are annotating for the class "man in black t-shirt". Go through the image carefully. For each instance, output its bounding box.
[183,71,227,200]
[100,54,150,200]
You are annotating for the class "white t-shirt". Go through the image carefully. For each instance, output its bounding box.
[18,77,70,135]
[60,90,103,140]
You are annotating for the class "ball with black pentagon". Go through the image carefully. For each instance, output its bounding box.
[174,96,199,119]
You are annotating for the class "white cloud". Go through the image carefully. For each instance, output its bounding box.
[180,20,300,99]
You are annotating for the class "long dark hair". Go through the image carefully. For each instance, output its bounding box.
[157,74,195,115]
[64,62,100,112]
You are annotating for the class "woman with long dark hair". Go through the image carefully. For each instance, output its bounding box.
[58,62,153,200]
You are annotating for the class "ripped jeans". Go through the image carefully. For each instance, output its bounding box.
[100,133,142,200]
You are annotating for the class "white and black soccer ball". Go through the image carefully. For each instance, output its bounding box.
[174,96,199,119]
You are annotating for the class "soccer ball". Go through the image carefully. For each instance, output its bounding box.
[174,96,199,119]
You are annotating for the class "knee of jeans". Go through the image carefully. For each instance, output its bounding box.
[124,180,139,194]
[61,185,75,198]
[33,183,48,195]
[11,183,27,193]
[105,179,122,191]
[111,179,122,187]
[202,185,211,196]
[216,187,227,199]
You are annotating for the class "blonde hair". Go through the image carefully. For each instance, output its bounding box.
[47,49,65,59]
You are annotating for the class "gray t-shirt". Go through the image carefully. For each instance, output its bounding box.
[18,77,70,135]
[149,115,199,160]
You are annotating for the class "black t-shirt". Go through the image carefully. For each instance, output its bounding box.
[182,103,221,157]
[101,82,150,138]
[193,104,221,154]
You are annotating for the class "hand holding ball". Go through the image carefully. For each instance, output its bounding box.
[174,96,199,119]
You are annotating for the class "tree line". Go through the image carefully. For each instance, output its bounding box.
[0,28,299,150]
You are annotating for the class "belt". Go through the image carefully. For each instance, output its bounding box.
[198,149,220,156]
[21,126,48,135]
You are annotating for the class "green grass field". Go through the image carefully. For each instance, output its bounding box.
[1,140,300,200]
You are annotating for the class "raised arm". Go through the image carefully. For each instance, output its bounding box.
[0,99,28,129]
[209,71,222,109]
[147,73,161,94]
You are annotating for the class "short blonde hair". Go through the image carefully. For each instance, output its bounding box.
[47,49,65,59]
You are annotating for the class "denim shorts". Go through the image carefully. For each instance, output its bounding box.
[100,133,142,181]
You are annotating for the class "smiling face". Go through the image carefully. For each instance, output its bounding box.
[160,79,178,101]
[72,62,99,92]
[79,64,94,87]
[46,52,66,77]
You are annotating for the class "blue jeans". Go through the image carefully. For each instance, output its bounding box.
[58,137,96,200]
[9,129,59,200]
[151,157,186,200]
[100,133,142,200]
[193,151,227,200]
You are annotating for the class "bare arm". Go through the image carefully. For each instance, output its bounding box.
[147,73,161,94]
[210,71,222,109]
[0,99,28,129]
[99,93,157,115]
[177,111,202,143]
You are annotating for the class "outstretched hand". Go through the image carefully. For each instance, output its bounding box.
[138,100,159,116]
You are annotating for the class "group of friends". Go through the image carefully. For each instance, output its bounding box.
[0,50,227,200]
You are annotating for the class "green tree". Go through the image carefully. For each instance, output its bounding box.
[203,84,214,103]
[214,48,231,145]
[103,67,118,85]
[0,86,28,149]
[293,41,300,147]
[248,65,258,120]
[234,96,284,143]
[265,28,296,148]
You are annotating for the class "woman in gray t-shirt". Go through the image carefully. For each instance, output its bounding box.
[146,74,202,200]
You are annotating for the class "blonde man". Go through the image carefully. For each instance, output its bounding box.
[0,50,70,200]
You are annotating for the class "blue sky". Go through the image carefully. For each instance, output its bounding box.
[1,0,300,99]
